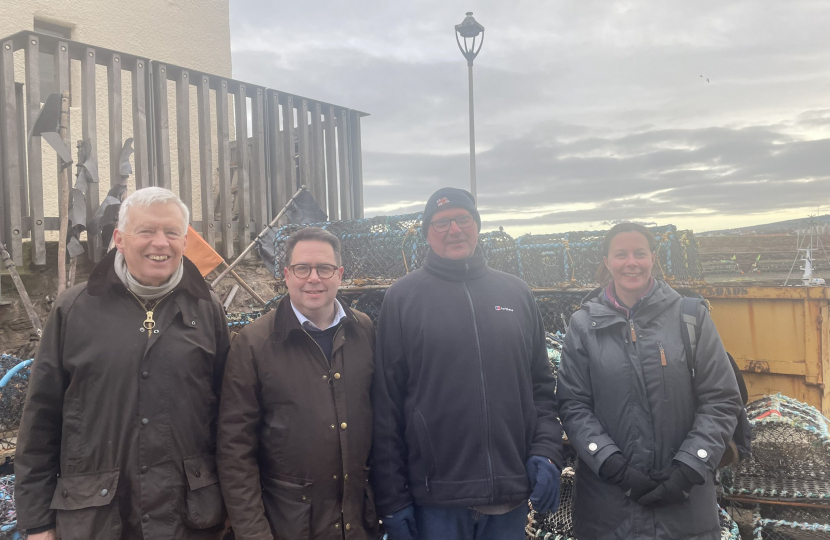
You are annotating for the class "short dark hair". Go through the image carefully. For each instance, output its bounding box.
[594,223,657,284]
[284,227,342,267]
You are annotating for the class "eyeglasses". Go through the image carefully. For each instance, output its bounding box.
[287,264,339,279]
[430,214,475,233]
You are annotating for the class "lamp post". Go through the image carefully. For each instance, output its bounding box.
[455,12,484,201]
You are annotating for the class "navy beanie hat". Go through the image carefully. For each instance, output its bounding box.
[421,187,481,237]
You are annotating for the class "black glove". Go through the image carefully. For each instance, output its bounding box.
[636,463,702,507]
[599,453,658,501]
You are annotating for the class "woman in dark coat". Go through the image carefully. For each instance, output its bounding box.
[556,223,742,540]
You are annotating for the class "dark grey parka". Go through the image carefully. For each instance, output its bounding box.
[556,280,742,540]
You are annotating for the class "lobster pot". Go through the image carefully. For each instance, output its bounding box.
[0,355,31,450]
[526,444,579,540]
[721,394,830,502]
[273,213,423,285]
[752,504,830,540]
[516,225,704,288]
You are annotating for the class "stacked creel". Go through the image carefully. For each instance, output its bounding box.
[720,394,830,539]
[515,225,705,288]
[269,215,705,289]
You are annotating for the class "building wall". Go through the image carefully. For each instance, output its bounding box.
[1,0,233,237]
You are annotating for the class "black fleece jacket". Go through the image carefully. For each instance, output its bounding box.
[370,248,563,515]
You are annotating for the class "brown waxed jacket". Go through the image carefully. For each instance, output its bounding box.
[217,296,378,540]
[14,249,230,540]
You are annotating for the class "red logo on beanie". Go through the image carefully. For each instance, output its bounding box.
[437,197,450,206]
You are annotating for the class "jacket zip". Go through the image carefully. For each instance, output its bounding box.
[301,325,346,508]
[462,280,495,501]
[658,342,668,400]
[629,320,637,343]
[126,289,176,340]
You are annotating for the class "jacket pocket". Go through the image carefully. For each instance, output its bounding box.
[413,410,437,486]
[363,467,379,533]
[50,469,122,540]
[182,453,227,529]
[261,476,313,540]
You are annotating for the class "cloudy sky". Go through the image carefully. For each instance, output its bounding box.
[229,0,830,235]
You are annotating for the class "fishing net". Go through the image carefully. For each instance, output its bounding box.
[546,333,565,385]
[721,394,830,501]
[753,504,830,540]
[516,225,705,288]
[536,293,585,336]
[526,444,578,540]
[0,355,31,453]
[0,475,16,538]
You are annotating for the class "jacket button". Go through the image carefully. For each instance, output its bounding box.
[191,321,196,326]
[195,470,201,477]
[100,489,108,496]
[588,442,598,452]
[591,322,597,327]
[301,495,307,501]
[141,418,149,425]
[142,514,150,523]
[140,466,148,474]
[141,371,149,379]
[334,523,340,529]
[340,422,347,429]
[330,424,335,429]
[697,449,708,459]
[345,523,351,531]
[334,373,341,380]
[333,475,338,480]
[62,490,68,498]
[344,474,348,481]
[322,375,328,380]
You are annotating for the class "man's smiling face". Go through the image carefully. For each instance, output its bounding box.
[113,202,187,286]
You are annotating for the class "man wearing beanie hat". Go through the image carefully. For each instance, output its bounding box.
[371,187,564,540]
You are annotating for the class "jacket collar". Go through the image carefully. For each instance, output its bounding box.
[423,247,488,282]
[87,248,212,302]
[582,279,678,329]
[272,295,356,343]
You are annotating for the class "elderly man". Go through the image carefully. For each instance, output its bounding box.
[15,187,230,540]
[218,227,377,540]
[371,188,564,540]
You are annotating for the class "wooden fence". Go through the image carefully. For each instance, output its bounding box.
[0,30,367,265]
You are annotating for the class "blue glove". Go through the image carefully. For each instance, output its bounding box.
[526,455,561,513]
[383,504,417,540]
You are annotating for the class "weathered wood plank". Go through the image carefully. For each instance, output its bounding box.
[0,39,23,264]
[336,109,353,220]
[310,102,326,210]
[215,79,233,258]
[324,106,339,221]
[153,63,171,189]
[25,35,45,264]
[196,74,214,246]
[82,47,102,261]
[297,98,311,196]
[250,87,267,233]
[175,69,192,210]
[131,59,150,188]
[350,111,364,218]
[233,83,251,254]
[268,91,287,219]
[55,42,70,279]
[107,53,123,191]
[281,95,297,192]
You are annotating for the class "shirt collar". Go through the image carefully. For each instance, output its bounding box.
[290,299,347,331]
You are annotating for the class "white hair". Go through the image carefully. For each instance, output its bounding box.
[117,187,189,233]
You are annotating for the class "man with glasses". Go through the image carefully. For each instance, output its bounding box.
[217,227,378,540]
[371,188,564,540]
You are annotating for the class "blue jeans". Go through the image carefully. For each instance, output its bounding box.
[413,503,527,540]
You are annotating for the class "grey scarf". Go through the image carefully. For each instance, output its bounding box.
[114,250,184,300]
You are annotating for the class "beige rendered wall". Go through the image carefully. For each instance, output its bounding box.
[1,0,233,237]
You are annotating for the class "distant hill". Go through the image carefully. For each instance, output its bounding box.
[702,214,830,236]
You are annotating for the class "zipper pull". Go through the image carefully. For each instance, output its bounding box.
[465,260,469,273]
[659,342,667,366]
[629,320,637,343]
[143,310,155,331]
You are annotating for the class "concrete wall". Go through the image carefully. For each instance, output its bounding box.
[1,0,233,237]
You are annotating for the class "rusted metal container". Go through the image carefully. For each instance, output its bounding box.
[694,285,830,417]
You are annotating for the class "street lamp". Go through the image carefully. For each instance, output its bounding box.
[455,12,484,201]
